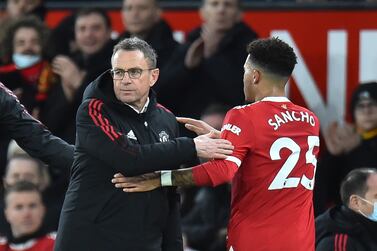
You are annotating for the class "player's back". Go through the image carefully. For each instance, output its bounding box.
[226,97,320,251]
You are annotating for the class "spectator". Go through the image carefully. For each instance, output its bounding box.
[120,0,178,68]
[316,168,377,250]
[315,82,377,215]
[0,16,55,172]
[156,0,258,119]
[0,154,67,235]
[0,181,54,251]
[0,16,54,113]
[41,8,117,143]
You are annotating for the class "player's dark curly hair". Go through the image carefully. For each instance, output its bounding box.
[246,37,297,77]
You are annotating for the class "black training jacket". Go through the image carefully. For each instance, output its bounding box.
[316,205,377,251]
[0,81,73,168]
[55,71,197,251]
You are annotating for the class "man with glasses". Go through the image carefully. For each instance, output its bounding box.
[54,37,234,251]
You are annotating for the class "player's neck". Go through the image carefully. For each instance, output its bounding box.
[256,85,286,101]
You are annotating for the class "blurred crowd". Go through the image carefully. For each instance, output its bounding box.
[0,0,376,251]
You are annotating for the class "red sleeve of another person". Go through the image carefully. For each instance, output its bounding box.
[192,106,255,186]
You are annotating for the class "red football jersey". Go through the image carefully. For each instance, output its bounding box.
[221,97,320,251]
[0,233,55,251]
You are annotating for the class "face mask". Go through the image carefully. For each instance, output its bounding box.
[357,196,377,222]
[12,53,41,69]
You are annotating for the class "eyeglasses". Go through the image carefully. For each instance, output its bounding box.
[355,101,377,111]
[110,68,155,80]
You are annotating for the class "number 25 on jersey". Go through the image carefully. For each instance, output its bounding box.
[268,136,319,191]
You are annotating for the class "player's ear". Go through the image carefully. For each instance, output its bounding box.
[252,69,260,85]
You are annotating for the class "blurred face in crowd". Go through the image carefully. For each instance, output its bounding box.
[200,0,240,32]
[5,191,45,238]
[111,49,159,111]
[354,98,377,132]
[4,158,42,188]
[13,27,42,56]
[6,0,41,18]
[353,173,377,218]
[75,12,111,56]
[122,0,161,37]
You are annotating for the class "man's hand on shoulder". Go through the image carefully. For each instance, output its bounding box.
[194,131,233,159]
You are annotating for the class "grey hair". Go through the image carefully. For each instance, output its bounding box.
[112,37,157,68]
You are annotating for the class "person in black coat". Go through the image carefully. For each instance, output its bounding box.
[55,37,233,251]
[316,168,377,251]
[120,0,178,69]
[0,81,73,172]
[156,0,258,119]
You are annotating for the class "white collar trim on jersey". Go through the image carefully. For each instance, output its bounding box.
[9,239,37,250]
[261,96,291,102]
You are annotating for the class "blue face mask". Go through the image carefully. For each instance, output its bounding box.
[357,196,377,222]
[12,53,41,69]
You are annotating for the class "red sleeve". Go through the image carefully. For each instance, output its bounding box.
[193,160,239,186]
[192,107,254,187]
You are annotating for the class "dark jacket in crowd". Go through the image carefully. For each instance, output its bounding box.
[55,71,197,251]
[119,19,178,69]
[156,22,258,119]
[316,205,377,251]
[314,135,377,215]
[182,184,230,251]
[0,81,73,171]
[40,39,117,144]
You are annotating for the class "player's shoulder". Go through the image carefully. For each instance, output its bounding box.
[229,103,257,113]
[291,103,317,117]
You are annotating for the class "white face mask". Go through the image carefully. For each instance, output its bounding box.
[12,53,41,69]
[357,196,377,222]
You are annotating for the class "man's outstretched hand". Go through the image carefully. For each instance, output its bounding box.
[112,172,161,192]
[177,117,220,137]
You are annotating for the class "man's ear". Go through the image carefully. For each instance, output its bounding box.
[348,194,360,211]
[149,68,160,87]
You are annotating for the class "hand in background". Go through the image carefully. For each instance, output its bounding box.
[324,121,361,155]
[52,55,86,101]
[184,37,204,69]
[201,24,224,58]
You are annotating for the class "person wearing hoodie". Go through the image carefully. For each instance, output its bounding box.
[156,0,258,119]
[120,0,178,69]
[55,37,233,251]
[315,82,377,215]
[315,168,377,251]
